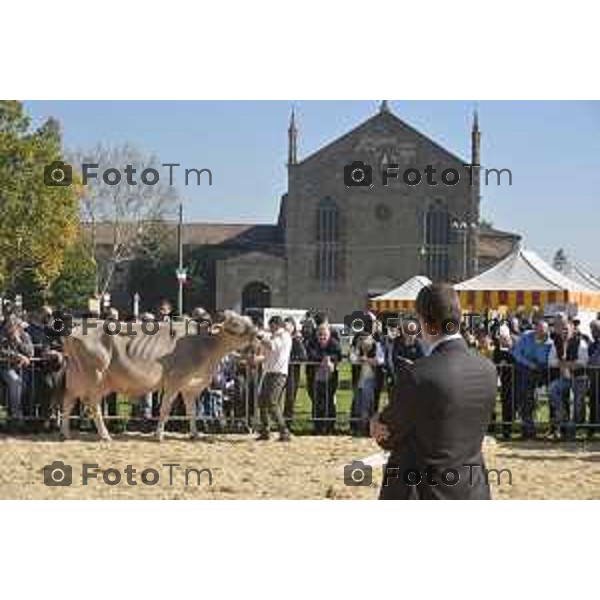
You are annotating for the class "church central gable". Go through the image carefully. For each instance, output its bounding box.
[298,111,467,175]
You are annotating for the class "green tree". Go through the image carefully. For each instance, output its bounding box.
[0,100,80,304]
[127,220,178,311]
[50,241,97,309]
[70,143,178,295]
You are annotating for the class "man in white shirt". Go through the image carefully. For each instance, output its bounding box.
[256,316,292,441]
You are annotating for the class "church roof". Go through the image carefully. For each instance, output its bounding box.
[85,221,284,255]
[297,107,468,167]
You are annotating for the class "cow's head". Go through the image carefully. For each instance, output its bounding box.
[212,310,258,342]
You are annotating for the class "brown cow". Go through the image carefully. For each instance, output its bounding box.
[61,311,258,441]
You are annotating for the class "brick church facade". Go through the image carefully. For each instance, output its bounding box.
[213,102,518,320]
[92,103,519,319]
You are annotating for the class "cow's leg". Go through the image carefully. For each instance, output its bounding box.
[182,389,201,440]
[60,390,77,440]
[89,396,112,442]
[155,390,177,442]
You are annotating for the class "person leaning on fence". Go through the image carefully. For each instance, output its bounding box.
[283,317,307,430]
[511,320,553,439]
[301,316,317,406]
[0,314,34,431]
[26,306,66,430]
[255,316,292,442]
[588,321,600,438]
[547,317,589,440]
[308,323,342,435]
[371,320,386,413]
[350,334,384,437]
[492,324,516,439]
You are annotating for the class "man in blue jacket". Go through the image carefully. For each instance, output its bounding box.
[512,320,553,438]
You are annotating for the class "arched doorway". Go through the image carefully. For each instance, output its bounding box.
[242,281,271,314]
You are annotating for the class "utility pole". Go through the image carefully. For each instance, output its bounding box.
[176,203,185,316]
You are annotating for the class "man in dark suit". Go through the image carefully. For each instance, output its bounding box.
[371,283,497,500]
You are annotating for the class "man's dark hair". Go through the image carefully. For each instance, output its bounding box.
[314,312,328,327]
[268,315,284,328]
[415,283,462,325]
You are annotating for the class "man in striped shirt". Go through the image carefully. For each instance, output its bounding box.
[256,316,292,441]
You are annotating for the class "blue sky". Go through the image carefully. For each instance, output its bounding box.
[25,100,600,272]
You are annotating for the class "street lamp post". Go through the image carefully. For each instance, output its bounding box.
[176,203,186,316]
[452,219,477,279]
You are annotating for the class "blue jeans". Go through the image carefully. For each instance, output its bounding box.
[549,376,588,429]
[351,378,376,436]
[515,365,542,436]
[0,368,27,420]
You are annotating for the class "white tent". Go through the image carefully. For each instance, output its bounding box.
[369,275,432,311]
[558,261,600,292]
[454,247,600,312]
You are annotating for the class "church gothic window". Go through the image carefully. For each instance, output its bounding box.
[424,200,450,281]
[316,197,340,291]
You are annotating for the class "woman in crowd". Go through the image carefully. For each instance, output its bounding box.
[350,334,384,436]
[492,324,516,439]
[283,317,307,429]
[307,323,342,435]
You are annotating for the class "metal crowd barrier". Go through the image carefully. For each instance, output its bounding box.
[2,356,600,438]
[0,356,52,421]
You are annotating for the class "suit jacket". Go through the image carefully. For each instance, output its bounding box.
[378,338,497,500]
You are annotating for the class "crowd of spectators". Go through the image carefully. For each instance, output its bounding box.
[1,301,600,441]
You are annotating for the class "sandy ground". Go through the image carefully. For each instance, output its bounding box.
[1,433,600,499]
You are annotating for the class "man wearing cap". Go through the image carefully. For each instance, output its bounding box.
[0,314,34,430]
[26,306,65,429]
[256,315,292,441]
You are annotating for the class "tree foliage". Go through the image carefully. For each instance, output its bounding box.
[0,100,80,303]
[50,241,97,309]
[68,143,178,294]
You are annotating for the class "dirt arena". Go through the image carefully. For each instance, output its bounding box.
[1,433,600,499]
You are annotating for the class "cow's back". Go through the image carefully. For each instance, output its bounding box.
[63,329,112,398]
